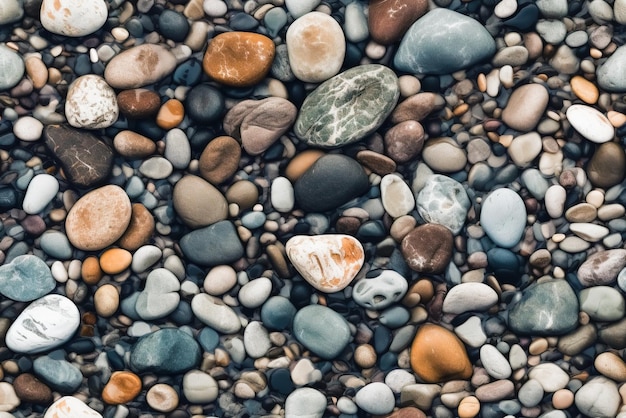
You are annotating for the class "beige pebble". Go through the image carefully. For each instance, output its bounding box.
[354,344,377,369]
[565,203,597,223]
[586,189,605,207]
[608,110,626,127]
[594,352,626,382]
[552,388,574,409]
[458,396,480,418]
[146,383,179,413]
[398,75,421,97]
[25,56,48,89]
[598,204,626,221]
[529,338,549,355]
[94,284,119,318]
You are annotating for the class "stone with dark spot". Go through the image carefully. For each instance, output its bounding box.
[44,125,113,188]
[401,224,453,274]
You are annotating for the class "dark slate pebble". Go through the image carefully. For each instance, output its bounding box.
[185,84,225,124]
[198,327,220,352]
[158,9,189,42]
[487,248,522,285]
[228,12,259,30]
[0,187,17,209]
[504,3,539,31]
[294,154,369,213]
[130,328,201,374]
[268,368,294,395]
[260,296,296,330]
[173,59,203,86]
[180,220,244,266]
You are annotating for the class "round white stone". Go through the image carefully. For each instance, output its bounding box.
[480,344,512,379]
[13,116,44,142]
[40,0,108,37]
[238,277,272,309]
[65,74,118,129]
[575,376,620,418]
[545,184,567,218]
[183,370,218,403]
[528,363,570,392]
[23,173,59,214]
[44,396,103,418]
[285,387,327,418]
[442,282,499,314]
[566,104,614,143]
[271,176,295,213]
[191,293,241,334]
[6,294,80,354]
[480,188,527,248]
[508,132,542,167]
[454,316,487,348]
[243,321,271,358]
[354,382,395,415]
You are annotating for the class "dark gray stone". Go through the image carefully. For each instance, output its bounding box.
[180,220,244,266]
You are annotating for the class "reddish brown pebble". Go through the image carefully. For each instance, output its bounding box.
[117,203,155,251]
[13,373,52,405]
[401,224,454,274]
[356,150,397,175]
[113,130,157,159]
[391,92,445,124]
[198,136,241,185]
[82,255,103,285]
[117,89,161,119]
[384,120,425,164]
[368,0,428,45]
[385,406,428,418]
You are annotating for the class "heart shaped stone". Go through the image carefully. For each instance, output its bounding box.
[286,234,364,293]
[135,268,180,320]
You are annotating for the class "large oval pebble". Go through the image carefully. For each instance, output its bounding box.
[480,188,527,248]
[566,104,614,143]
[293,304,351,359]
[104,44,177,89]
[294,64,399,148]
[40,0,107,37]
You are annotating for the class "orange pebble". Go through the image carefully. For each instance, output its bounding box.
[102,371,142,405]
[99,248,132,275]
[81,256,103,285]
[285,149,325,182]
[156,99,184,130]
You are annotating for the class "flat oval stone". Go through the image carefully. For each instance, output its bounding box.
[173,175,228,228]
[381,174,415,218]
[40,0,107,36]
[65,75,118,129]
[0,255,55,302]
[198,136,241,185]
[65,185,132,251]
[202,32,275,87]
[594,352,626,382]
[354,382,395,415]
[102,371,141,405]
[401,223,453,274]
[597,45,626,92]
[118,203,155,251]
[567,104,614,143]
[33,356,82,393]
[113,130,156,158]
[23,174,58,215]
[410,323,472,383]
[417,174,470,235]
[180,220,244,266]
[271,176,295,213]
[130,328,201,374]
[570,223,610,242]
[183,370,218,403]
[422,137,467,172]
[0,44,24,91]
[578,249,626,286]
[368,0,428,45]
[44,125,113,188]
[587,142,626,188]
[117,89,161,119]
[508,279,579,336]
[6,294,80,354]
[579,286,625,322]
[191,293,241,334]
[294,64,399,148]
[293,304,351,359]
[394,9,496,74]
[286,12,345,83]
[480,188,527,248]
[442,282,498,314]
[105,44,177,89]
[294,154,368,212]
[480,344,512,379]
[502,84,549,132]
[352,269,408,310]
[285,388,327,418]
[43,396,102,418]
[286,234,364,293]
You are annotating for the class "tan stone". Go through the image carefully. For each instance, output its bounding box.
[285,149,325,182]
[286,234,364,293]
[570,75,599,104]
[102,371,142,405]
[410,323,473,383]
[146,383,179,413]
[502,84,549,131]
[94,284,120,317]
[113,130,156,158]
[104,44,177,89]
[458,396,480,418]
[391,93,445,124]
[552,389,574,409]
[25,56,48,89]
[99,248,132,275]
[225,180,259,211]
[156,99,184,130]
[198,136,241,185]
[594,352,626,382]
[81,255,103,285]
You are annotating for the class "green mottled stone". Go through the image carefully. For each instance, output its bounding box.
[130,328,201,374]
[294,64,399,148]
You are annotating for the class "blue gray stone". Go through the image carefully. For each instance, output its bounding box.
[261,296,297,330]
[39,230,73,260]
[417,174,470,235]
[352,270,408,310]
[597,45,626,92]
[180,220,244,266]
[293,305,351,359]
[130,328,201,374]
[394,9,496,75]
[0,254,55,302]
[0,44,24,91]
[480,188,527,248]
[508,280,579,336]
[294,64,399,148]
[33,355,83,393]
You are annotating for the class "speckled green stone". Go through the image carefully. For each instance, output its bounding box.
[294,64,399,148]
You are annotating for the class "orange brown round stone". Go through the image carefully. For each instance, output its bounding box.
[156,99,184,130]
[117,89,161,119]
[102,371,142,405]
[117,203,155,251]
[99,248,132,275]
[81,255,103,285]
[202,32,275,87]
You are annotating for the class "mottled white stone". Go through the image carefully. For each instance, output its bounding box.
[65,74,118,129]
[40,0,108,37]
[381,174,415,218]
[44,396,103,418]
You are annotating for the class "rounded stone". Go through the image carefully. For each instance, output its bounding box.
[117,89,161,119]
[65,185,132,252]
[117,203,155,251]
[401,223,454,274]
[574,377,620,418]
[422,138,468,172]
[352,269,408,310]
[0,45,24,91]
[417,174,470,235]
[183,370,219,403]
[587,142,626,188]
[191,293,241,334]
[40,0,107,36]
[102,371,142,405]
[285,388,327,418]
[381,174,415,218]
[442,282,499,314]
[368,0,428,45]
[130,328,201,374]
[173,175,228,228]
[567,104,614,143]
[502,84,549,132]
[146,383,179,412]
[65,75,118,129]
[354,382,395,415]
[13,373,52,405]
[384,120,425,164]
[480,188,527,248]
[293,304,351,359]
[113,131,157,158]
[104,44,177,89]
[0,255,55,302]
[198,136,241,185]
[185,84,225,124]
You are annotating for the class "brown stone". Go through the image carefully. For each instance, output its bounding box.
[104,44,177,89]
[173,175,228,228]
[356,150,397,175]
[594,352,626,382]
[368,0,428,45]
[117,89,161,119]
[570,75,599,104]
[198,136,241,185]
[501,84,549,132]
[285,149,325,182]
[102,371,142,405]
[401,224,454,274]
[384,120,425,164]
[410,323,473,383]
[113,130,157,159]
[81,255,103,285]
[390,93,445,124]
[25,56,48,89]
[225,180,259,211]
[13,373,52,405]
[474,380,515,402]
[202,32,275,87]
[156,99,184,130]
[587,142,626,188]
[117,203,155,251]
[385,406,428,418]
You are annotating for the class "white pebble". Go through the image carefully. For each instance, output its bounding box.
[23,173,59,214]
[13,116,44,141]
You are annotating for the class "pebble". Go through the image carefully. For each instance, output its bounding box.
[293,304,351,359]
[135,268,180,320]
[284,388,327,418]
[352,269,408,310]
[394,9,496,74]
[401,223,453,274]
[104,44,177,89]
[368,0,428,45]
[40,0,107,36]
[6,294,80,354]
[384,120,425,164]
[198,135,241,185]
[113,130,156,158]
[421,138,467,172]
[146,383,178,412]
[578,249,626,286]
[180,220,243,266]
[518,379,544,407]
[508,132,542,167]
[417,174,470,234]
[238,277,272,309]
[0,45,23,91]
[480,188,527,248]
[183,370,219,403]
[0,254,55,302]
[102,371,142,405]
[32,356,82,393]
[117,89,161,119]
[566,104,614,143]
[480,344,512,379]
[243,321,271,358]
[22,174,58,215]
[130,328,201,374]
[0,0,23,25]
[354,382,395,415]
[587,141,626,188]
[597,45,626,92]
[185,84,224,124]
[287,12,345,83]
[455,316,487,348]
[579,286,625,321]
[574,377,620,417]
[502,84,549,132]
[13,116,44,142]
[294,64,399,148]
[43,396,102,418]
[192,293,241,333]
[271,176,295,213]
[65,75,118,129]
[203,32,274,87]
[173,175,227,228]
[442,282,498,314]
[13,373,52,404]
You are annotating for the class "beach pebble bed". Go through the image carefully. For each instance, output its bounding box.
[1,0,626,417]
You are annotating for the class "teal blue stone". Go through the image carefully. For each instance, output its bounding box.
[393,8,496,75]
[33,356,83,393]
[198,327,220,352]
[130,328,201,374]
[261,296,296,330]
[39,231,73,260]
[264,7,287,38]
[0,254,55,302]
[508,280,579,336]
[180,220,244,266]
[293,305,351,359]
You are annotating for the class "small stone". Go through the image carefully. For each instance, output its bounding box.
[183,370,218,403]
[575,377,620,418]
[33,356,83,393]
[570,75,600,104]
[135,268,181,320]
[410,323,473,383]
[0,0,23,25]
[271,177,295,213]
[198,136,241,185]
[578,249,626,286]
[579,286,625,321]
[44,396,102,418]
[384,120,425,164]
[417,174,470,234]
[105,44,177,89]
[354,382,395,415]
[480,188,527,248]
[394,9,496,74]
[422,138,467,172]
[286,12,345,83]
[117,203,155,251]
[518,379,544,407]
[180,220,243,266]
[587,142,626,188]
[293,304,351,359]
[442,282,498,314]
[381,174,415,218]
[113,131,157,159]
[156,99,184,130]
[65,185,132,252]
[356,150,397,175]
[164,128,191,169]
[117,89,161,119]
[238,277,272,309]
[130,328,201,374]
[567,104,614,143]
[202,32,275,87]
[454,316,487,348]
[99,248,131,275]
[401,224,453,274]
[13,373,52,405]
[285,388,327,418]
[102,371,142,405]
[391,92,445,124]
[44,125,113,188]
[286,234,364,293]
[185,84,225,124]
[294,64,399,148]
[502,84,549,132]
[458,396,480,418]
[173,175,228,228]
[0,45,23,91]
[508,132,542,167]
[192,293,241,334]
[243,321,271,358]
[597,45,626,92]
[65,75,118,129]
[352,269,408,310]
[368,0,428,45]
[13,116,44,142]
[285,149,325,181]
[480,344,512,379]
[94,284,120,317]
[40,0,107,36]
[146,384,178,412]
[6,294,80,354]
